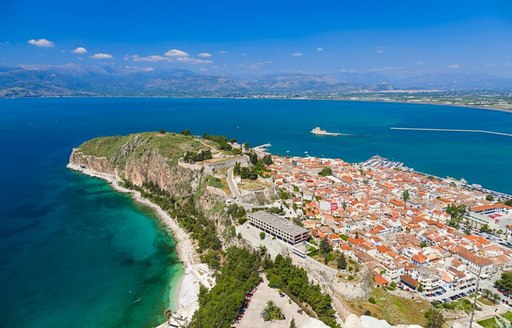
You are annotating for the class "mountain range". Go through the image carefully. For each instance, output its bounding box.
[1,64,511,98]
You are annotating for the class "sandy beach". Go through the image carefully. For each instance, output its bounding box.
[66,163,206,326]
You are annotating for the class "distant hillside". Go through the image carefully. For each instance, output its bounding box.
[0,65,385,98]
[2,64,512,98]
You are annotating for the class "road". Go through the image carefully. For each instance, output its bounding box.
[227,167,242,200]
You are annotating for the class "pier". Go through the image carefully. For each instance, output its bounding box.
[390,127,512,137]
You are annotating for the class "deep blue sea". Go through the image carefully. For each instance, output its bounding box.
[1,98,511,327]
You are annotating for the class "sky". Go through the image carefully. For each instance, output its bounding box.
[1,0,512,77]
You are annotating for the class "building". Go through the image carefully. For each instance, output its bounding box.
[248,211,310,245]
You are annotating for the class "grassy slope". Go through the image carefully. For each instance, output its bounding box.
[346,288,431,326]
[78,132,218,164]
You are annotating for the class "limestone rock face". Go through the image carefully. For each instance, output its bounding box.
[68,141,237,246]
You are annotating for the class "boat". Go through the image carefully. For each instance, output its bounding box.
[310,127,341,136]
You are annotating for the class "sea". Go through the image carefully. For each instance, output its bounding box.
[0,97,511,327]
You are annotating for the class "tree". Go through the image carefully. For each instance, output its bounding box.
[262,154,273,165]
[486,194,495,202]
[337,254,347,270]
[159,129,166,134]
[263,301,284,321]
[480,224,490,233]
[417,282,424,293]
[320,237,332,255]
[425,308,444,328]
[496,272,512,294]
[233,162,241,175]
[249,152,258,165]
[289,318,297,328]
[402,190,410,203]
[260,232,266,240]
[180,129,191,136]
[319,166,333,177]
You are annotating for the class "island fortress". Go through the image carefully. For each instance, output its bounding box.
[311,127,341,136]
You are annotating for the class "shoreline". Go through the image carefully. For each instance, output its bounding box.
[66,163,201,327]
[2,95,512,114]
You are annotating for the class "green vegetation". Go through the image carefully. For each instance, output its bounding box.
[477,314,512,328]
[424,308,444,328]
[79,132,215,165]
[446,203,467,228]
[486,194,495,201]
[265,255,340,327]
[319,166,333,177]
[79,135,131,158]
[262,301,285,321]
[180,129,192,136]
[201,133,233,151]
[337,253,347,270]
[190,248,262,328]
[402,190,410,203]
[226,204,247,224]
[432,298,473,311]
[346,287,431,326]
[207,176,230,194]
[289,318,298,328]
[260,231,266,240]
[183,149,213,163]
[504,199,512,206]
[496,272,512,294]
[477,296,497,306]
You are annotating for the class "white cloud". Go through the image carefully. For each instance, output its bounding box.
[291,52,303,57]
[72,47,88,54]
[27,38,55,47]
[316,48,324,52]
[218,50,229,54]
[164,49,190,58]
[484,63,495,68]
[131,52,212,64]
[174,57,212,64]
[376,50,385,54]
[132,55,168,62]
[447,64,459,69]
[416,61,425,65]
[91,53,113,59]
[198,52,212,58]
[504,62,512,67]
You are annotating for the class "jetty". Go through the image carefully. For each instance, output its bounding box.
[390,127,512,138]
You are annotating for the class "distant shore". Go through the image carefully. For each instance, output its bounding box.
[66,163,200,327]
[2,95,512,114]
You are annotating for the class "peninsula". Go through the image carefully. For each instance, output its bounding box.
[68,130,512,328]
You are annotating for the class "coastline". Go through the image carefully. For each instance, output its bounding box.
[2,96,511,114]
[66,163,201,327]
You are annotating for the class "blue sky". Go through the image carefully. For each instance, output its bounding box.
[1,0,512,77]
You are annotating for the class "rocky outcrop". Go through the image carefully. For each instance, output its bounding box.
[68,137,238,247]
[69,147,199,198]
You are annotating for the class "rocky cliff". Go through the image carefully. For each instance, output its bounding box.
[68,132,239,246]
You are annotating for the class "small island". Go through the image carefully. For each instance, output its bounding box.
[311,127,341,136]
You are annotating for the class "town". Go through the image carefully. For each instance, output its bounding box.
[230,150,512,326]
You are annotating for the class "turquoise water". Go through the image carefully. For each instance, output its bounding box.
[0,98,511,327]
